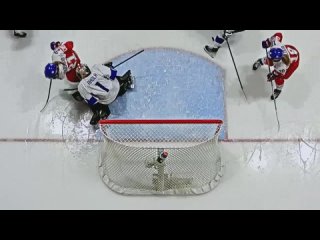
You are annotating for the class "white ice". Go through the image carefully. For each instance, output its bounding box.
[1,30,320,209]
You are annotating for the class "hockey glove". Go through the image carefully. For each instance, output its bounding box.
[267,72,276,82]
[262,39,271,49]
[103,62,114,69]
[50,41,61,50]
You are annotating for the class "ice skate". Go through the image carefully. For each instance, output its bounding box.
[13,30,27,38]
[127,76,135,89]
[271,89,281,100]
[204,45,219,58]
[89,103,110,125]
[117,70,135,89]
[253,59,263,71]
[90,112,101,125]
[90,109,109,125]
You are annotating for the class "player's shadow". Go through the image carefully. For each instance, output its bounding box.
[8,30,33,50]
[57,91,91,118]
[227,65,271,102]
[284,71,308,108]
[64,100,90,123]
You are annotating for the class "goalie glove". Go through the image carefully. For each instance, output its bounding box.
[103,62,114,69]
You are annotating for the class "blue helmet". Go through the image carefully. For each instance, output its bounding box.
[44,63,58,79]
[268,47,284,61]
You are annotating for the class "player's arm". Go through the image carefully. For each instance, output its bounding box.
[52,41,73,53]
[267,64,287,82]
[63,41,74,52]
[95,64,118,80]
[262,32,283,48]
[73,50,81,64]
[78,85,97,105]
[261,57,274,67]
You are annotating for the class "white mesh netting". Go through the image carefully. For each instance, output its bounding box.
[98,120,224,195]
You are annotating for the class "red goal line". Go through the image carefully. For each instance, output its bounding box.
[99,119,223,125]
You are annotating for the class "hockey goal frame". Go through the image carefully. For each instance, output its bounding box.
[98,119,224,195]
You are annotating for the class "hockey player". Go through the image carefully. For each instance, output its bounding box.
[44,41,82,100]
[252,32,300,100]
[76,63,134,125]
[204,30,245,58]
[13,30,27,38]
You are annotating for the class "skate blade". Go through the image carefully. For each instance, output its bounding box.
[204,48,216,58]
[128,76,135,89]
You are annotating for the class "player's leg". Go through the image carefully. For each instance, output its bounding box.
[89,102,111,125]
[64,76,83,101]
[116,70,134,97]
[252,57,272,70]
[204,32,225,58]
[271,78,284,100]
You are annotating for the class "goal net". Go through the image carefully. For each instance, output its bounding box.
[98,119,224,195]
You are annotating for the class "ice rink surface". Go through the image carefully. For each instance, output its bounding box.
[1,30,320,209]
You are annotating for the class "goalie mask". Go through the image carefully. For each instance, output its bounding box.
[76,63,91,80]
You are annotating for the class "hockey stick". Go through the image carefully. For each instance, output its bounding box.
[225,36,247,101]
[229,30,245,34]
[63,88,78,92]
[265,48,280,132]
[40,78,53,112]
[63,49,145,92]
[113,49,144,68]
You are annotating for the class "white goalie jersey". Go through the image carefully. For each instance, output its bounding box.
[78,64,120,105]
